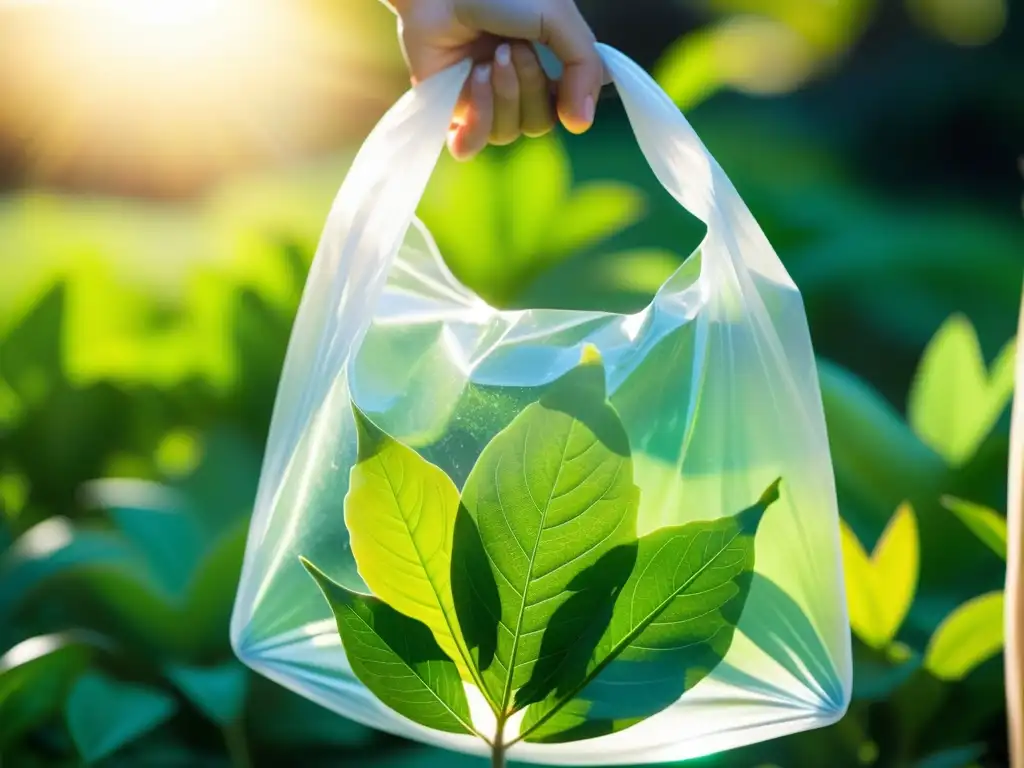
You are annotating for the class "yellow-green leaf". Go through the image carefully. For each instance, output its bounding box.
[940,496,1007,560]
[840,503,919,650]
[908,314,1016,466]
[345,405,470,681]
[925,591,1004,681]
[654,28,724,109]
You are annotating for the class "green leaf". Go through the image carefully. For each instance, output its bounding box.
[925,591,1004,681]
[66,671,178,763]
[840,503,919,650]
[518,481,779,743]
[300,557,474,735]
[418,134,645,306]
[166,660,248,726]
[850,640,921,702]
[0,633,96,748]
[344,405,470,682]
[505,136,570,263]
[0,517,142,622]
[181,516,249,656]
[913,744,986,768]
[418,151,500,291]
[654,28,724,109]
[452,350,639,712]
[817,359,945,511]
[940,496,1007,560]
[82,478,203,597]
[540,183,645,265]
[908,314,1016,466]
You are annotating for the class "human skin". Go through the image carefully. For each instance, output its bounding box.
[383,0,604,159]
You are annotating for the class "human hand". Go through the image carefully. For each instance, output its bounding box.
[385,0,603,160]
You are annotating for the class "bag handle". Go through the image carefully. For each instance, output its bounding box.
[320,44,719,271]
[252,44,781,530]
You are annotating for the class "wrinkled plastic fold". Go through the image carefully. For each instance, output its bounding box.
[230,43,852,765]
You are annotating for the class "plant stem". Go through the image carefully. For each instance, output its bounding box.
[492,716,506,768]
[1006,278,1024,768]
[222,718,253,768]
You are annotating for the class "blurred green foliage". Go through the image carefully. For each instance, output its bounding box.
[1,0,1023,766]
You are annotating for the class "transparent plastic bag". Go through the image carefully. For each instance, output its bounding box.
[230,43,852,765]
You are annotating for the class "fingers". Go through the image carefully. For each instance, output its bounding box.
[451,43,553,159]
[537,2,603,134]
[448,63,494,161]
[513,42,555,138]
[454,0,602,134]
[490,43,520,146]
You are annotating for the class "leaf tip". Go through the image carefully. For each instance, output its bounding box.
[760,477,782,507]
[738,478,782,534]
[350,402,387,459]
[299,555,331,591]
[580,343,603,366]
[299,556,356,613]
[298,554,320,579]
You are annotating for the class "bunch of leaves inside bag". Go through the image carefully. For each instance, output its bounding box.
[300,348,780,767]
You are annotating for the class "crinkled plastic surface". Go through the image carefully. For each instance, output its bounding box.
[230,44,852,765]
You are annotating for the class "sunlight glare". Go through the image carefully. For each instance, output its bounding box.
[0,0,404,195]
[95,0,224,28]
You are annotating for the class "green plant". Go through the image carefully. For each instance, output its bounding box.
[301,348,780,767]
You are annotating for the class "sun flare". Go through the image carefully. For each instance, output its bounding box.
[0,0,404,195]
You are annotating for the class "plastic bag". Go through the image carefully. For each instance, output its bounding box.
[230,43,852,765]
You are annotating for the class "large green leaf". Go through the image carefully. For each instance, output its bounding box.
[0,633,97,748]
[0,510,246,660]
[840,503,919,650]
[940,496,1007,561]
[517,482,778,744]
[66,671,178,764]
[924,591,1004,681]
[301,558,474,736]
[417,135,645,306]
[539,183,645,267]
[452,350,639,712]
[344,405,470,681]
[81,478,204,597]
[505,136,571,264]
[166,660,248,726]
[817,359,945,511]
[908,314,1016,467]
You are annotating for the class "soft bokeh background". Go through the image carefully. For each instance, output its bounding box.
[1,0,1022,766]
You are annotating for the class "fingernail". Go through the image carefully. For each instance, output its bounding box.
[583,95,595,125]
[474,64,492,84]
[495,44,511,67]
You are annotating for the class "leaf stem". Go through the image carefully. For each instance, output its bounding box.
[492,716,506,768]
[222,718,252,768]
